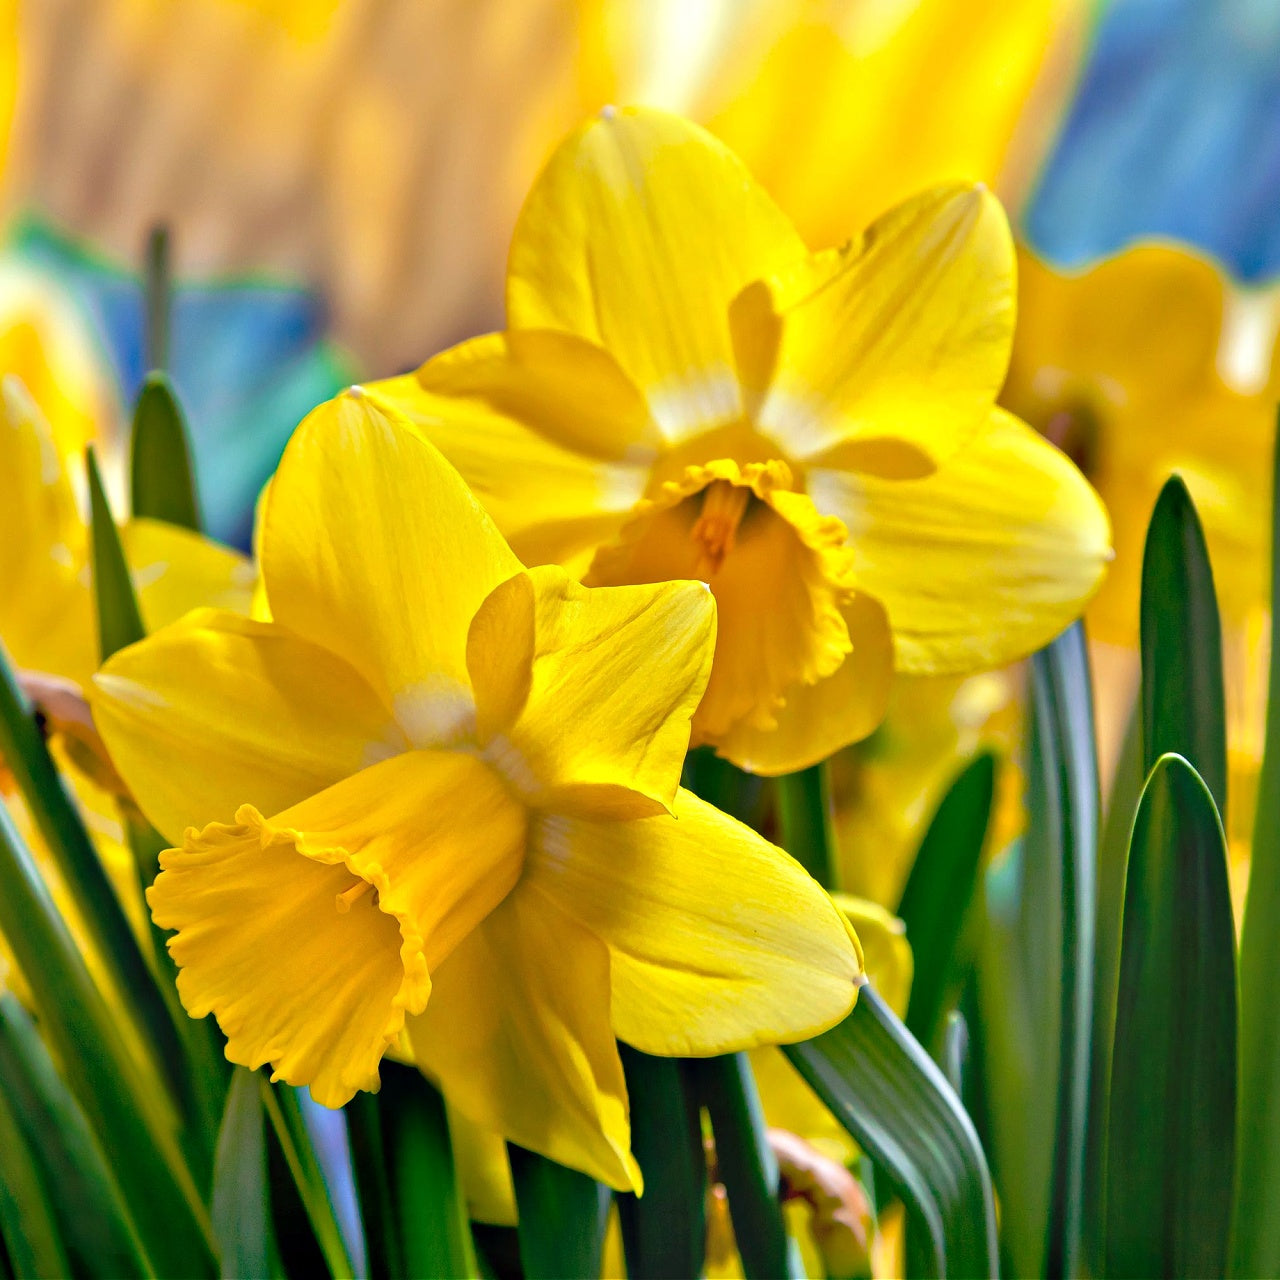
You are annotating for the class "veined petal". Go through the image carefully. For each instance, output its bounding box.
[810,407,1112,674]
[262,389,521,747]
[91,609,407,843]
[123,517,257,630]
[368,330,657,576]
[588,459,858,745]
[747,185,1014,465]
[148,749,525,1109]
[527,788,863,1057]
[407,882,638,1192]
[506,105,805,441]
[713,593,893,775]
[466,566,715,818]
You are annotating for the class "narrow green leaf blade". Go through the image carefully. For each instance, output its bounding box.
[1140,475,1228,816]
[345,1092,403,1280]
[784,986,998,1280]
[776,763,835,888]
[213,1068,276,1279]
[690,1052,801,1280]
[1105,753,1236,1279]
[0,993,149,1277]
[144,223,171,372]
[86,445,146,661]
[130,373,202,530]
[898,751,996,1051]
[509,1145,610,1280]
[1233,412,1280,1277]
[615,1046,707,1280]
[0,1075,70,1280]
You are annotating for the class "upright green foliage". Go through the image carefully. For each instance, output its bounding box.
[776,763,835,887]
[509,1145,610,1280]
[144,223,171,373]
[131,374,202,531]
[86,446,146,661]
[898,751,995,1052]
[615,1046,707,1280]
[1105,755,1236,1279]
[1140,476,1228,815]
[213,1069,277,1279]
[785,988,998,1280]
[0,1075,71,1280]
[1232,413,1280,1277]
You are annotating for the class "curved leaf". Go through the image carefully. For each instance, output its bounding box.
[509,1145,610,1280]
[130,373,202,531]
[1105,754,1235,1279]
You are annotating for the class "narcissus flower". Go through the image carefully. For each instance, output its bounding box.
[90,389,864,1189]
[372,107,1111,776]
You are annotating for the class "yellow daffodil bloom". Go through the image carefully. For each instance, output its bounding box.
[1001,243,1276,877]
[89,388,864,1189]
[371,106,1110,776]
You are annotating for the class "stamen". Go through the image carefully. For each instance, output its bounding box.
[335,878,376,914]
[690,481,751,578]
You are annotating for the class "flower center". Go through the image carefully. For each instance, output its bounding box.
[690,481,751,578]
[335,878,377,913]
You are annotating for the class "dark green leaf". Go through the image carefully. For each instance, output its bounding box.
[130,373,202,530]
[690,1052,800,1280]
[898,751,995,1051]
[1140,475,1227,816]
[345,1092,403,1280]
[0,1073,69,1280]
[942,1012,969,1099]
[509,1145,610,1280]
[145,223,170,372]
[373,1064,475,1280]
[1105,754,1235,1279]
[213,1068,276,1279]
[0,803,215,1275]
[86,445,146,661]
[0,993,148,1276]
[616,1046,707,1280]
[1233,411,1280,1277]
[784,986,998,1280]
[775,763,835,887]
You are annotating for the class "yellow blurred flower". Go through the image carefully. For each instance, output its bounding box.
[91,388,864,1189]
[1002,243,1278,871]
[373,107,1109,777]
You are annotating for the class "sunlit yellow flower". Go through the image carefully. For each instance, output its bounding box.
[90,388,863,1189]
[1001,244,1277,871]
[371,106,1110,776]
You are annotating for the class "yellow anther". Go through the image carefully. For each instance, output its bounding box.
[335,878,375,914]
[691,481,750,578]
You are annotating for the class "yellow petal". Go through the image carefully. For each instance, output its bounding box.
[91,610,406,843]
[527,788,863,1057]
[746,185,1014,465]
[810,408,1111,674]
[148,749,525,1109]
[407,882,638,1192]
[0,376,93,680]
[714,594,893,776]
[367,330,658,577]
[123,517,256,630]
[506,105,805,441]
[466,565,715,818]
[262,389,521,747]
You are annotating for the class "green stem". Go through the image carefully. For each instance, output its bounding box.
[776,763,835,888]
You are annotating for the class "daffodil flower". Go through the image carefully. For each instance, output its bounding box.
[90,389,864,1190]
[371,106,1111,776]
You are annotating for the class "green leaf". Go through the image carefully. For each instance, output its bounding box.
[345,1092,404,1280]
[689,1052,801,1280]
[775,763,835,888]
[86,445,146,661]
[1104,754,1236,1279]
[0,1069,70,1280]
[509,1145,610,1280]
[615,1046,707,1280]
[0,803,214,1275]
[130,373,202,530]
[898,751,996,1052]
[213,1068,277,1279]
[784,986,998,1280]
[0,993,149,1277]
[145,223,170,372]
[1234,412,1280,1277]
[373,1063,476,1280]
[261,1079,359,1280]
[1140,475,1227,817]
